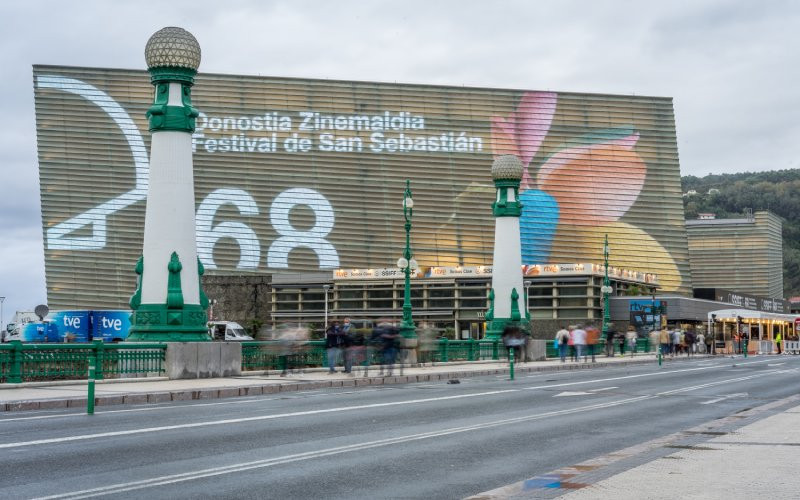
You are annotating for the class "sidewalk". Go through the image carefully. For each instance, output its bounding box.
[470,388,800,500]
[0,353,675,412]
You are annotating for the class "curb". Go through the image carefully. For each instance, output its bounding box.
[0,355,706,412]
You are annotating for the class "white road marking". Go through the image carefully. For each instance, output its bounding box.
[0,389,517,450]
[700,393,748,405]
[33,395,654,500]
[0,399,262,423]
[658,368,795,396]
[590,387,618,392]
[767,363,785,367]
[553,391,593,397]
[520,359,775,392]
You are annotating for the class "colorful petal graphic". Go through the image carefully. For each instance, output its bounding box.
[491,91,557,189]
[489,91,681,291]
[537,130,645,226]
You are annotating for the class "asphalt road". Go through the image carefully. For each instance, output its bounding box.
[1,355,798,499]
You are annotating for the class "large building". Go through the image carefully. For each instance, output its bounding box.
[686,211,783,299]
[33,65,690,312]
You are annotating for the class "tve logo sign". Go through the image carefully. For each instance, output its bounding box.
[63,315,81,329]
[101,317,123,331]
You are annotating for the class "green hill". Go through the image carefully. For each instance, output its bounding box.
[681,169,800,298]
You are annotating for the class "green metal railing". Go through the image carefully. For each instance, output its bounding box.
[0,340,166,383]
[242,338,505,371]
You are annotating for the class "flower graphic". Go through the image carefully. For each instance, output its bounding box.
[491,91,681,290]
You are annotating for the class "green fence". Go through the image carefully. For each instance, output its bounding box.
[0,341,166,383]
[243,338,504,371]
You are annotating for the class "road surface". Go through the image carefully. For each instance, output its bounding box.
[1,355,797,499]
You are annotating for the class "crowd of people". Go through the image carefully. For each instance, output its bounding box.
[324,318,403,376]
[553,323,715,363]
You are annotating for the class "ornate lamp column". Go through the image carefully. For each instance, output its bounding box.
[397,179,418,339]
[485,155,526,339]
[600,234,613,341]
[128,27,210,341]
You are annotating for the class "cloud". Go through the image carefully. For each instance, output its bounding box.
[1,0,798,310]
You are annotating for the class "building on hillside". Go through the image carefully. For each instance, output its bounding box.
[686,211,783,299]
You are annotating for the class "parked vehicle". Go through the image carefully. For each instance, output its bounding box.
[208,321,254,341]
[5,310,131,342]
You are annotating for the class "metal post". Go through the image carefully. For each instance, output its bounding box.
[0,296,5,340]
[323,284,330,332]
[399,180,417,339]
[601,235,611,342]
[509,346,515,380]
[93,339,104,380]
[87,357,96,415]
[9,340,22,383]
[658,343,662,366]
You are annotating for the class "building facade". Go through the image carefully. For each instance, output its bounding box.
[686,211,783,299]
[34,65,689,310]
[262,264,657,339]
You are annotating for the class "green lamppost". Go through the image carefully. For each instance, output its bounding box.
[397,180,418,339]
[600,234,613,341]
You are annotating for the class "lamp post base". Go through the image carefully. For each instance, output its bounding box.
[127,303,211,342]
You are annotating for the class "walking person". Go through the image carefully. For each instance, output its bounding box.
[572,324,587,362]
[605,323,617,357]
[697,331,706,354]
[671,329,681,358]
[685,330,696,357]
[625,325,637,357]
[380,322,400,376]
[325,320,342,374]
[775,331,782,355]
[659,327,670,359]
[341,317,355,374]
[555,325,570,363]
[585,324,599,362]
[568,325,577,362]
[617,330,626,357]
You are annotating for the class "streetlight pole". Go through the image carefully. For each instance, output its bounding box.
[323,284,330,333]
[398,179,417,339]
[0,296,5,342]
[600,235,612,341]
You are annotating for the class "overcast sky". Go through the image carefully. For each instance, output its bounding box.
[0,0,798,322]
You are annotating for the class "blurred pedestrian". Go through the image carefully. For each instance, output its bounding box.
[671,329,681,358]
[697,331,706,354]
[685,330,696,357]
[776,331,782,354]
[585,324,599,362]
[341,318,356,375]
[625,325,637,357]
[568,325,577,362]
[572,324,587,362]
[555,325,570,363]
[617,330,626,356]
[605,323,617,357]
[659,327,670,358]
[380,322,400,376]
[325,320,343,374]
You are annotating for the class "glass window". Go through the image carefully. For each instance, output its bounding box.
[559,286,587,296]
[559,297,586,307]
[556,309,588,318]
[530,298,553,307]
[338,289,363,300]
[529,287,552,297]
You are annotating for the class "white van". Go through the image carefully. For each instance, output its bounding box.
[208,321,254,341]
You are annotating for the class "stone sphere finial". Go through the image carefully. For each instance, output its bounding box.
[491,155,524,181]
[145,27,201,71]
